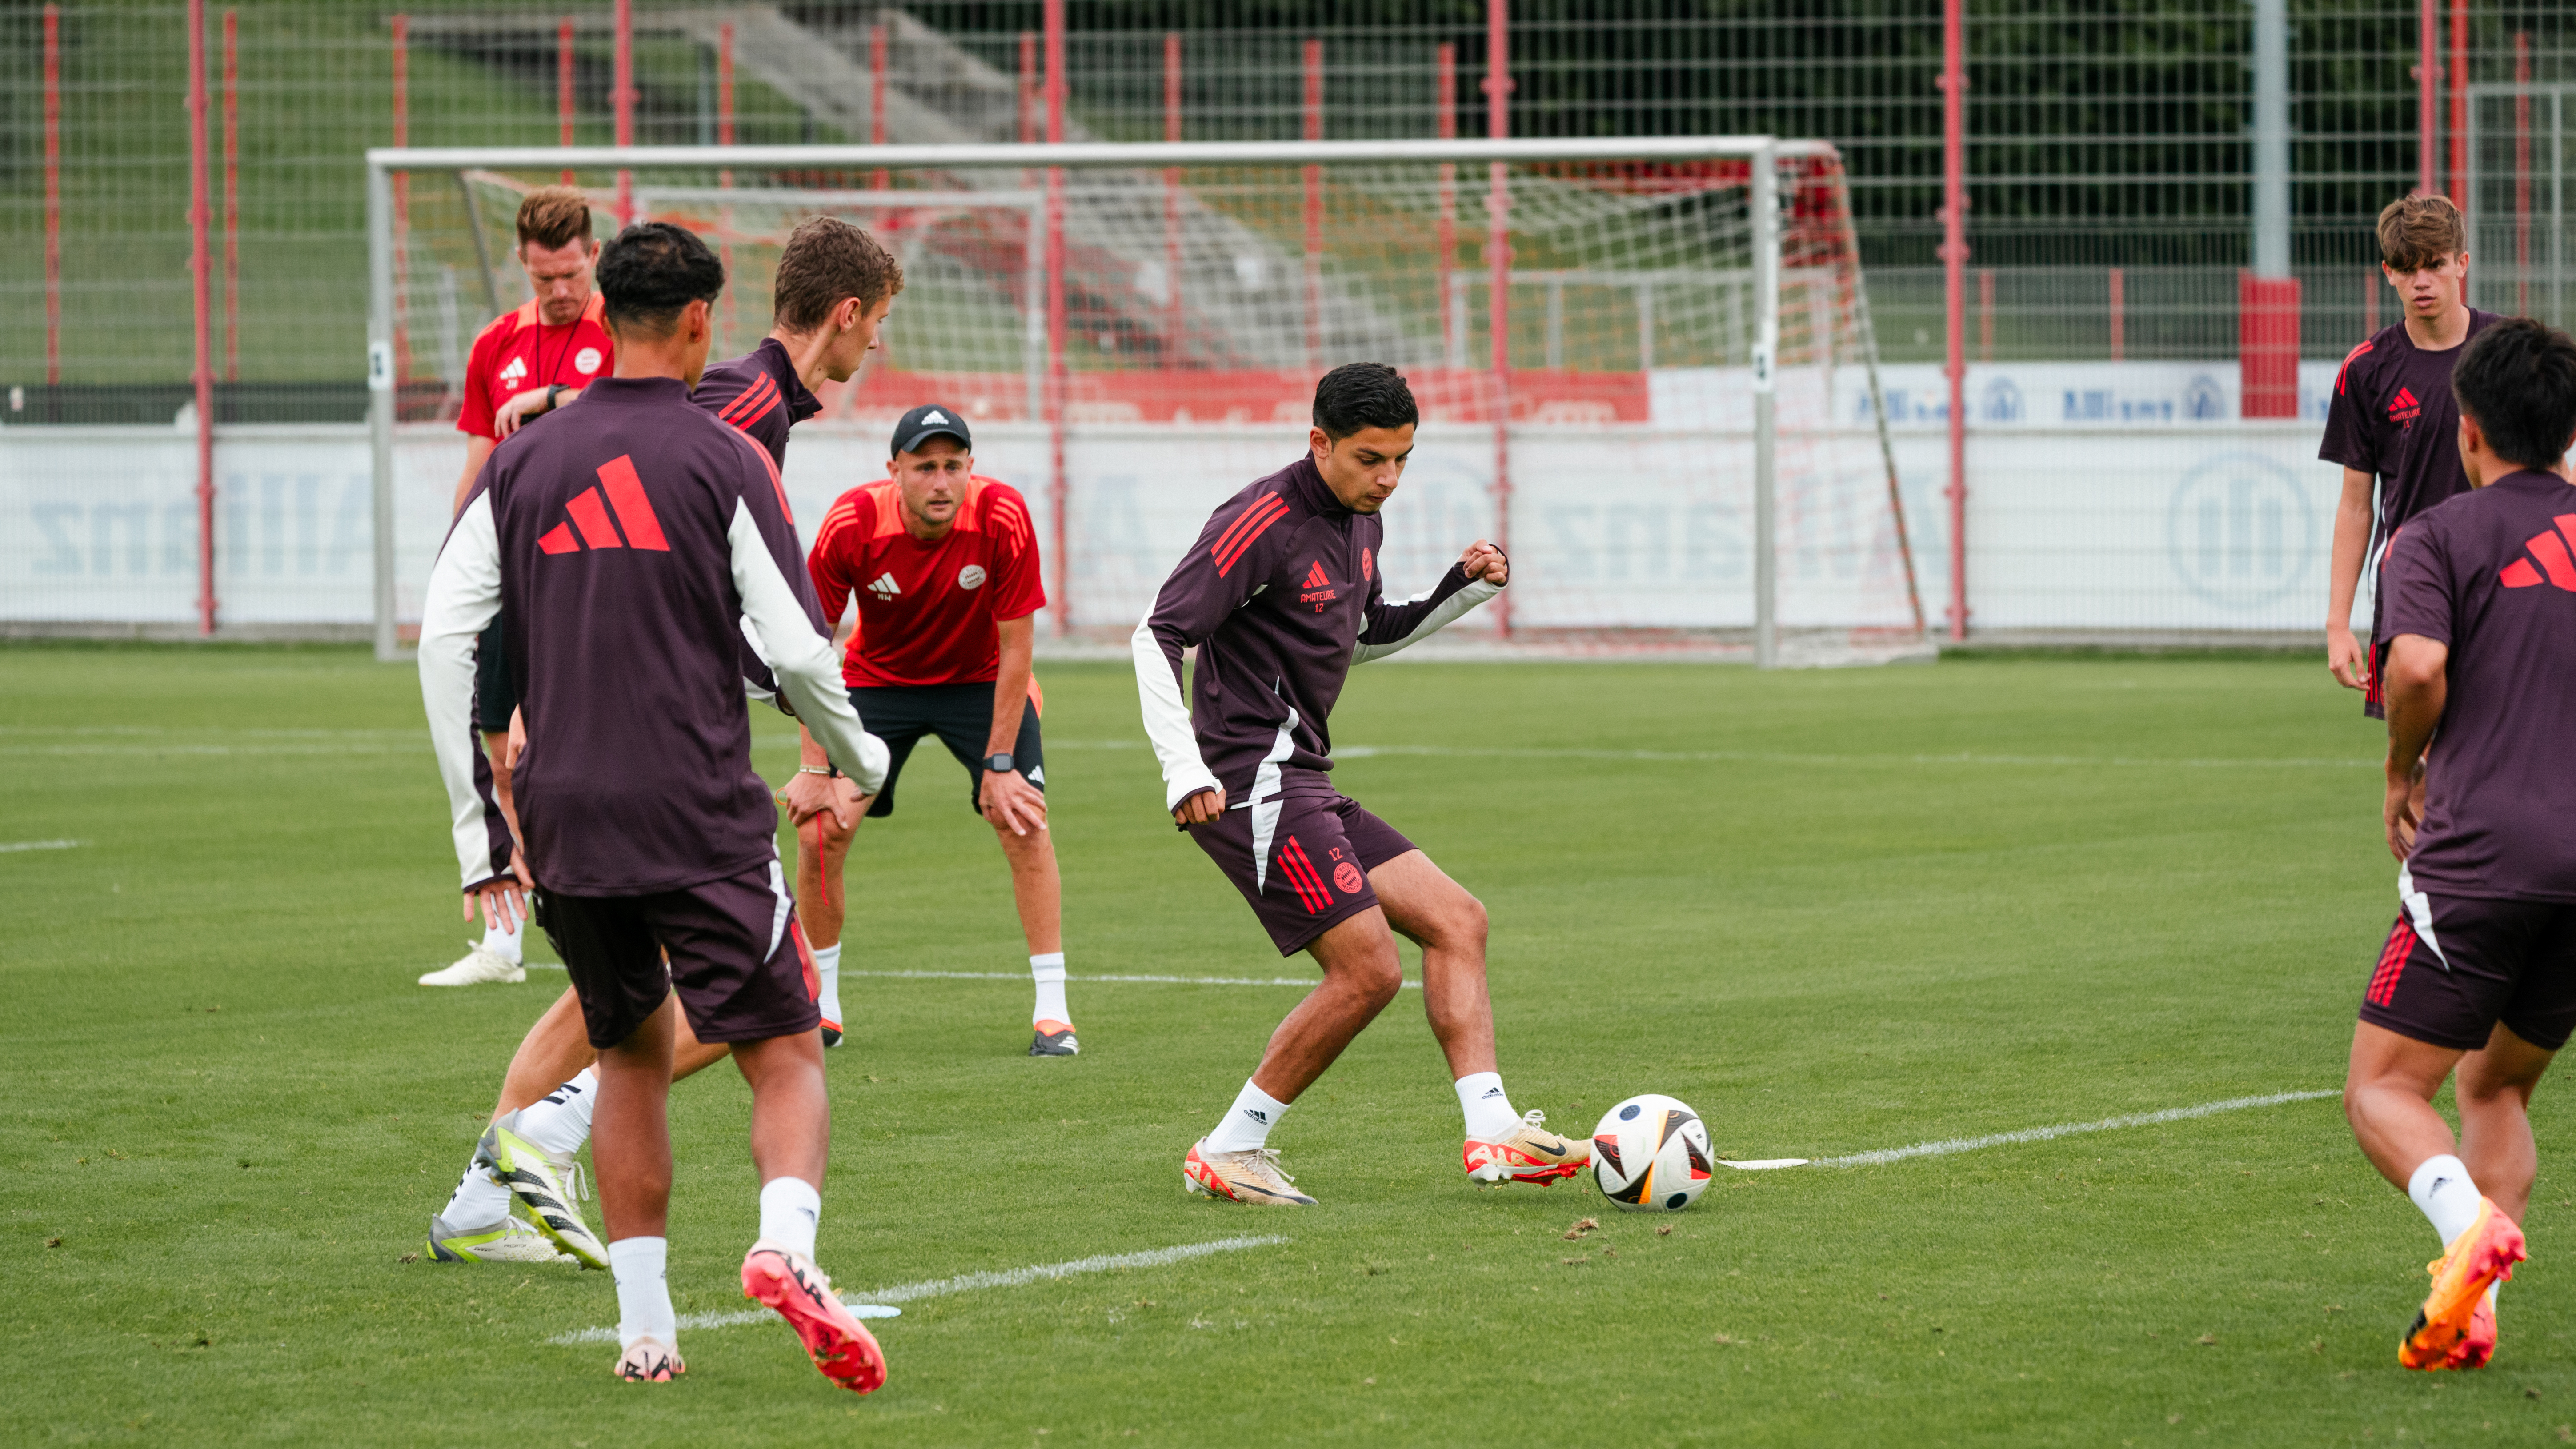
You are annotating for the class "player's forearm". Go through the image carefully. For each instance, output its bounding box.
[2328,469,2374,627]
[989,618,1035,757]
[2382,639,2448,775]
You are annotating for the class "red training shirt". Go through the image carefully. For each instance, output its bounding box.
[807,475,1047,690]
[457,292,617,441]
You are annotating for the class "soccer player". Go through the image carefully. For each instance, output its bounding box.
[2320,194,2499,715]
[1133,363,1588,1205]
[421,220,891,1388]
[422,217,904,1266]
[799,404,1071,1056]
[2340,316,2576,1372]
[422,185,616,988]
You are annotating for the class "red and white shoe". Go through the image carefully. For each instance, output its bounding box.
[2445,1292,2499,1369]
[1183,1141,1316,1205]
[2399,1198,2525,1370]
[741,1244,886,1393]
[612,1337,684,1382]
[1464,1110,1591,1185]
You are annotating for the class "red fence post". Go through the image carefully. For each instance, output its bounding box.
[1162,32,1182,360]
[613,0,633,226]
[1940,0,1967,641]
[1485,0,1512,637]
[558,16,576,184]
[42,3,60,386]
[1435,44,1456,364]
[869,22,888,188]
[2516,32,2532,316]
[391,12,409,390]
[222,8,238,383]
[717,21,735,352]
[190,0,216,636]
[1017,32,1036,144]
[1044,0,1069,636]
[2239,273,2302,418]
[2447,0,2468,208]
[2107,266,2123,363]
[2417,0,2437,195]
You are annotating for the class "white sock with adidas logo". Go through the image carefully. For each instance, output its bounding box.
[1455,1071,1521,1141]
[1206,1078,1292,1153]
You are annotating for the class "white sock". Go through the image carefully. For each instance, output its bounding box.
[609,1236,677,1349]
[440,1161,515,1228]
[513,1068,597,1158]
[1205,1078,1292,1153]
[480,910,523,965]
[810,941,843,1031]
[1455,1071,1521,1140]
[757,1176,821,1259]
[2408,1154,2485,1246]
[1030,951,1069,1026]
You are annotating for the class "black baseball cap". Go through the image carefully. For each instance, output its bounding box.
[890,404,972,459]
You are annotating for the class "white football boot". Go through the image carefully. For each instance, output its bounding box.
[419,942,524,987]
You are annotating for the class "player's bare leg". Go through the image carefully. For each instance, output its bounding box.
[2345,1021,2531,1368]
[2455,1025,2553,1224]
[794,800,859,1045]
[1371,849,1588,1184]
[991,811,1075,1054]
[732,1025,885,1393]
[494,987,731,1119]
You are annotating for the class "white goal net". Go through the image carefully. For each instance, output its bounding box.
[369,138,1929,665]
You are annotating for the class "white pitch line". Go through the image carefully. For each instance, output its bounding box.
[1332,743,2375,771]
[0,839,81,853]
[548,1234,1289,1345]
[846,969,1418,989]
[1718,1089,2340,1172]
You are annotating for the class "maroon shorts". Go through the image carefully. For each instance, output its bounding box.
[536,857,821,1049]
[2359,892,2576,1051]
[1186,787,1418,956]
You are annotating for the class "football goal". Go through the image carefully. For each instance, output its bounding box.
[365,137,1929,666]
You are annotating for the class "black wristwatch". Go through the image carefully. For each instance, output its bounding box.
[985,752,1015,774]
[545,384,569,410]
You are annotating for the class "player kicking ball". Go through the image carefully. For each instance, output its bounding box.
[799,404,1073,1057]
[1133,363,1588,1205]
[2341,316,2576,1372]
[421,221,890,1389]
[418,218,903,1269]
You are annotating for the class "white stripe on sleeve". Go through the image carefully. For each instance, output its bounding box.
[727,496,889,794]
[1352,578,1500,664]
[418,492,505,888]
[1133,614,1221,812]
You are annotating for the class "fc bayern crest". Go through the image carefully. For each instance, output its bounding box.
[957,564,989,590]
[1333,861,1365,894]
[1362,547,1373,581]
[574,346,604,375]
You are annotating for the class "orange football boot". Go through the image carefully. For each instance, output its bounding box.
[2399,1199,2525,1370]
[742,1245,888,1393]
[1464,1110,1591,1185]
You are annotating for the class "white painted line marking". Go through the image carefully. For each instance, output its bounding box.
[0,839,81,853]
[1332,744,2375,771]
[547,1234,1290,1345]
[847,969,1417,989]
[1746,1089,2339,1170]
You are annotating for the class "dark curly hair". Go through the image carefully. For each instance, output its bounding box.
[1313,363,1418,440]
[595,222,726,340]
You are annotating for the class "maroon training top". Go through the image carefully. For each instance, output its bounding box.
[2379,468,2576,902]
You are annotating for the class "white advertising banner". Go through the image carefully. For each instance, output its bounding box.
[0,395,2357,638]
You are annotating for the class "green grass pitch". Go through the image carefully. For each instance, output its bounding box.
[6,644,2574,1446]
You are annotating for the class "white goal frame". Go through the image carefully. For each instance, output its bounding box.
[365,136,1849,664]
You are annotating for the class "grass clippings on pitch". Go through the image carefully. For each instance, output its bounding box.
[4,646,2571,1447]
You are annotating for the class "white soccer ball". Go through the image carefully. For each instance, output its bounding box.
[1590,1093,1715,1212]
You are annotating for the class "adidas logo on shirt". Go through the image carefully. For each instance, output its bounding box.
[1298,560,1337,606]
[2499,515,2576,592]
[2389,385,2422,425]
[536,456,670,555]
[867,572,902,600]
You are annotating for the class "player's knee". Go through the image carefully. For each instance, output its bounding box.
[1428,890,1487,951]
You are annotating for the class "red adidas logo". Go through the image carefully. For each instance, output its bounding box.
[1298,558,1338,607]
[2498,513,2576,590]
[537,455,670,555]
[2388,386,2422,425]
[1302,561,1330,588]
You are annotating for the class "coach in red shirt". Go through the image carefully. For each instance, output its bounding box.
[798,405,1077,1056]
[422,185,618,989]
